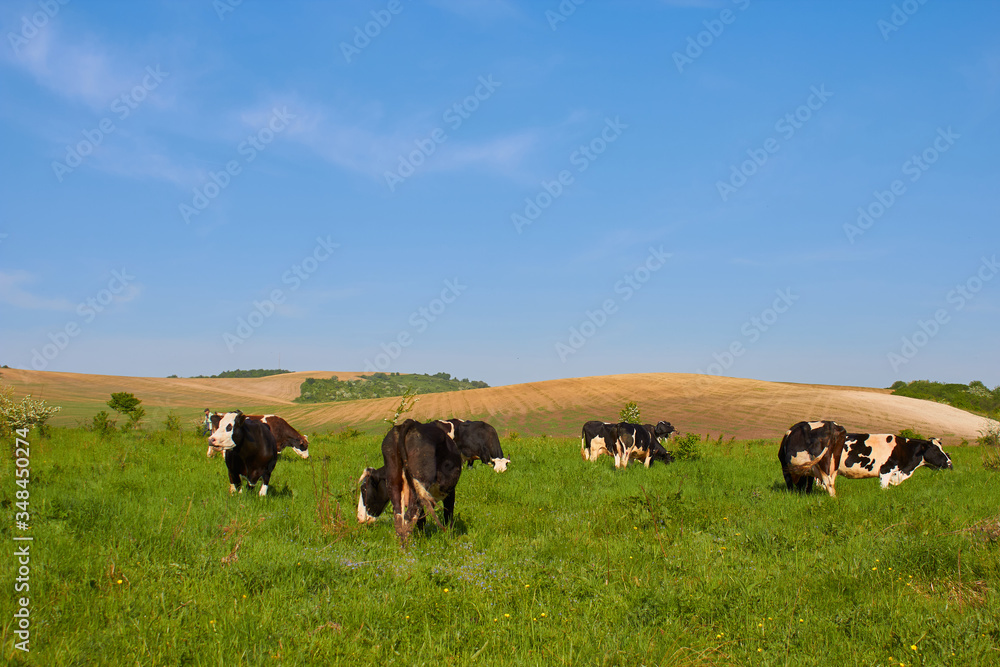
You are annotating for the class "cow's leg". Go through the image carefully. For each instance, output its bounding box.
[394,477,414,543]
[443,487,456,527]
[581,438,588,461]
[207,445,215,458]
[259,457,278,497]
[227,468,242,495]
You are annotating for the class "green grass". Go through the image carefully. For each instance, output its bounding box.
[2,429,999,665]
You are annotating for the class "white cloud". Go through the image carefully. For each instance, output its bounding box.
[0,271,75,312]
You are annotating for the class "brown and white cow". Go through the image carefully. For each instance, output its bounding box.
[357,419,463,544]
[831,433,952,488]
[777,420,847,497]
[207,413,309,459]
[207,410,279,496]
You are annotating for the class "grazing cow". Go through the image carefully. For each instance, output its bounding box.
[432,419,510,472]
[207,413,309,459]
[613,422,674,468]
[581,421,619,462]
[644,421,677,443]
[357,419,463,543]
[777,420,847,497]
[208,411,279,496]
[832,433,952,488]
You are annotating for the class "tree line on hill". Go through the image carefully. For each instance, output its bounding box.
[170,369,292,379]
[295,372,489,403]
[890,380,1000,418]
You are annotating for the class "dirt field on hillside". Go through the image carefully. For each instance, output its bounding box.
[3,369,992,444]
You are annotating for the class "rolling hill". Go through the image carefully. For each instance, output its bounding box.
[1,368,992,443]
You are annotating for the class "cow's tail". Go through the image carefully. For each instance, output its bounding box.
[412,478,447,532]
[784,443,831,475]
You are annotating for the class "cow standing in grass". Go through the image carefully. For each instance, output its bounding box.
[208,411,279,496]
[582,421,618,462]
[777,420,847,497]
[357,419,463,543]
[825,433,952,488]
[613,422,674,468]
[433,419,510,472]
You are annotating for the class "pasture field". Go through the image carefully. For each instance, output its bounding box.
[2,428,999,666]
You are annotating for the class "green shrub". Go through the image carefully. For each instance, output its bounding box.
[980,422,1000,471]
[619,401,640,424]
[164,414,182,432]
[672,433,702,461]
[90,411,117,435]
[898,428,925,440]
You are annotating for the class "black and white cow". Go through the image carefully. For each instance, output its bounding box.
[581,421,618,462]
[832,433,952,488]
[433,419,510,472]
[644,421,677,443]
[777,420,847,497]
[207,410,279,496]
[357,419,463,543]
[613,422,674,468]
[207,413,309,459]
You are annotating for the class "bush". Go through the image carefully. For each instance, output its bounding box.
[619,401,640,424]
[0,384,61,436]
[980,421,1000,471]
[108,392,145,430]
[672,433,702,461]
[898,428,925,440]
[164,414,182,432]
[90,411,117,435]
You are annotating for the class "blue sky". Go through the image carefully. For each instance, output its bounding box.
[1,0,997,388]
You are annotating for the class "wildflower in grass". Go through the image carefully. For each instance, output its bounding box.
[911,645,917,651]
[872,567,877,571]
[444,588,449,593]
[799,619,804,623]
[116,580,122,584]
[757,623,763,628]
[541,613,546,617]
[758,648,763,653]
[504,613,510,618]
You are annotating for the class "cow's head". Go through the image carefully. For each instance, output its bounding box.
[288,433,310,459]
[921,437,953,470]
[208,411,245,452]
[357,467,389,524]
[654,421,676,439]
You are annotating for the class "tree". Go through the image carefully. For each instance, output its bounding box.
[107,392,145,430]
[619,401,640,424]
[0,384,61,436]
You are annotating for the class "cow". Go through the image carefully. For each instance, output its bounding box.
[644,421,677,443]
[357,419,463,543]
[777,420,847,497]
[207,410,279,496]
[581,421,618,462]
[830,433,952,488]
[613,422,674,468]
[432,419,510,472]
[207,413,309,459]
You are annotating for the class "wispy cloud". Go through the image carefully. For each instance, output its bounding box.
[0,271,75,312]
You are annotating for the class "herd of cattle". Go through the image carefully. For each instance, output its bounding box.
[204,411,953,542]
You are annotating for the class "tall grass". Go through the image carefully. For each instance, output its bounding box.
[2,429,998,665]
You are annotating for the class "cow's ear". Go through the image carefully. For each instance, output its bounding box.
[233,412,246,430]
